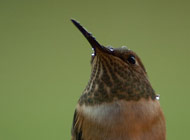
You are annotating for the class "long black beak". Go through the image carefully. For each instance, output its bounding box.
[71,19,111,54]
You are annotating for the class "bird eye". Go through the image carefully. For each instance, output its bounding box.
[127,55,136,64]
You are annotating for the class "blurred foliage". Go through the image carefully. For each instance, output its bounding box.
[0,0,190,139]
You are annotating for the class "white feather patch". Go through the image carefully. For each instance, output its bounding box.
[77,98,161,126]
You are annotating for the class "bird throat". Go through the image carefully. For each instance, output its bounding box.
[79,54,157,106]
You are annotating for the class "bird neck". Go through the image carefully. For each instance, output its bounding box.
[79,55,156,106]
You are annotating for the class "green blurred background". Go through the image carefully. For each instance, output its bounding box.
[0,0,190,139]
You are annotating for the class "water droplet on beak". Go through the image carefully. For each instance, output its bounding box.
[108,46,114,52]
[91,48,95,56]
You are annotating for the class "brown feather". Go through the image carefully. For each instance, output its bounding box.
[73,98,166,140]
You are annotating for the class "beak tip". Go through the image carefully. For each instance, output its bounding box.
[71,19,107,53]
[70,19,78,25]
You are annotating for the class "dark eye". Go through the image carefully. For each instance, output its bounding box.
[127,55,136,64]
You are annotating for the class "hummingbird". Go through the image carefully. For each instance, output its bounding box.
[71,19,166,140]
